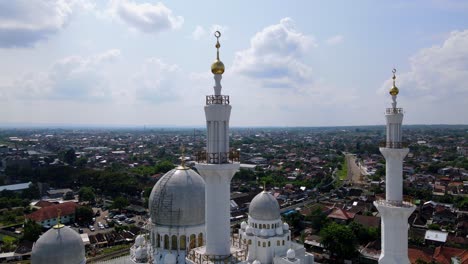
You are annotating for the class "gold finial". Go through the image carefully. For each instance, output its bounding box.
[53,208,64,229]
[211,31,225,75]
[263,181,266,191]
[389,68,399,96]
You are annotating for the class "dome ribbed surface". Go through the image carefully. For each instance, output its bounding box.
[249,191,280,221]
[31,226,85,264]
[149,168,205,226]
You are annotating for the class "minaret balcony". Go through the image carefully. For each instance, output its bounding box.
[206,95,230,105]
[195,149,240,164]
[374,199,414,208]
[386,108,403,114]
[379,141,409,148]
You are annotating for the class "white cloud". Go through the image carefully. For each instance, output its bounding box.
[192,25,206,40]
[3,49,120,100]
[191,24,228,40]
[108,0,183,34]
[131,58,181,103]
[232,18,316,89]
[326,35,344,45]
[380,30,468,124]
[0,0,92,48]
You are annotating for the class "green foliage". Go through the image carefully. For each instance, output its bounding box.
[112,196,129,211]
[62,148,76,165]
[23,220,42,242]
[320,222,358,260]
[348,222,379,245]
[78,187,95,202]
[305,206,329,232]
[154,160,175,174]
[75,206,94,225]
[337,157,347,180]
[234,168,256,181]
[428,223,440,230]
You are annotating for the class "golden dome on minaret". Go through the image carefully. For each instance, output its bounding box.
[389,68,399,96]
[211,31,225,74]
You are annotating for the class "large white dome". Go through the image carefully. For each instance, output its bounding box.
[31,226,85,264]
[149,167,205,226]
[249,191,280,221]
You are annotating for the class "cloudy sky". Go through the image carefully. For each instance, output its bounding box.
[1,0,467,127]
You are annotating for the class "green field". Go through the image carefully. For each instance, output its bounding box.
[337,157,348,181]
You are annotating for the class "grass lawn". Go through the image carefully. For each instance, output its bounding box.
[100,244,131,255]
[337,158,348,181]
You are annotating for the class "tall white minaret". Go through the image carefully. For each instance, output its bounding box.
[195,31,240,261]
[374,69,416,264]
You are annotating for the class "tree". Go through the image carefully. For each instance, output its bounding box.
[154,160,175,174]
[62,148,76,165]
[112,196,129,211]
[78,187,95,203]
[306,206,329,232]
[75,206,94,225]
[23,220,42,242]
[320,222,358,261]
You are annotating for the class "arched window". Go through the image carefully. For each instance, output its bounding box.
[164,235,169,249]
[258,241,260,246]
[263,242,266,247]
[180,235,186,250]
[198,233,203,247]
[267,224,270,229]
[282,240,285,246]
[268,241,271,247]
[277,240,280,246]
[171,235,177,250]
[157,233,161,248]
[287,236,290,241]
[189,234,196,249]
[249,240,252,245]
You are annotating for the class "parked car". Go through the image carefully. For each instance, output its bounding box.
[78,228,83,234]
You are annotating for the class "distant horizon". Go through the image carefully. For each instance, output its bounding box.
[0,122,467,130]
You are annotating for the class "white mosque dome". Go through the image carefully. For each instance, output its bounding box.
[276,226,283,235]
[164,253,176,264]
[252,260,261,264]
[283,222,289,231]
[135,234,145,246]
[287,248,295,259]
[149,167,205,226]
[31,226,85,264]
[249,191,280,221]
[246,226,254,235]
[241,221,247,230]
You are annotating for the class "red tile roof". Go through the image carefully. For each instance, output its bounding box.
[34,200,55,208]
[408,248,432,264]
[26,202,78,222]
[327,207,355,220]
[433,246,468,264]
[354,215,381,228]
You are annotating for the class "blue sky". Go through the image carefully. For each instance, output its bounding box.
[0,0,467,127]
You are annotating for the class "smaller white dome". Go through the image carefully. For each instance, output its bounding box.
[164,253,176,264]
[135,235,145,246]
[252,260,261,264]
[260,229,268,237]
[287,248,295,259]
[246,226,254,235]
[276,227,283,235]
[241,221,247,230]
[283,222,289,231]
[135,247,144,259]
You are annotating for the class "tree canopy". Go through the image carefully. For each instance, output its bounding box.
[320,222,358,261]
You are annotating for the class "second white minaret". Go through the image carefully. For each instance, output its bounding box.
[195,31,240,260]
[374,69,415,264]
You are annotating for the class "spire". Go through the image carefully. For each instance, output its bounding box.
[178,145,188,170]
[53,208,64,229]
[211,31,225,75]
[389,68,399,108]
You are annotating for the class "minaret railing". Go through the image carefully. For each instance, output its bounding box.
[379,141,408,148]
[206,95,230,105]
[386,108,403,114]
[195,149,240,164]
